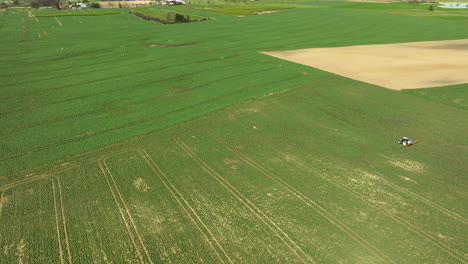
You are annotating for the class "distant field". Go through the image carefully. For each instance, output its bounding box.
[34,11,121,17]
[262,39,468,90]
[1,1,467,263]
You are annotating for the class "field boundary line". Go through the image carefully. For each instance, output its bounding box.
[54,17,63,26]
[0,174,52,191]
[51,177,66,264]
[21,17,27,40]
[0,191,3,218]
[1,176,67,264]
[133,148,232,264]
[101,157,155,263]
[98,159,146,264]
[100,158,153,263]
[101,158,153,263]
[72,17,83,24]
[174,135,315,264]
[54,177,73,264]
[228,111,466,262]
[203,128,394,264]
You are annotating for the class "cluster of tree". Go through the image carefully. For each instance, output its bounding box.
[0,0,100,10]
[0,0,24,8]
[129,10,208,24]
[30,0,61,10]
[130,11,170,23]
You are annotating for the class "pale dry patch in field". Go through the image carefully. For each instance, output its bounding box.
[133,177,150,192]
[15,239,26,264]
[398,175,419,184]
[223,158,239,169]
[262,39,468,90]
[257,10,281,15]
[389,160,425,173]
[452,98,467,106]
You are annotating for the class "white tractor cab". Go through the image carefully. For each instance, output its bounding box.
[166,0,185,4]
[397,137,412,146]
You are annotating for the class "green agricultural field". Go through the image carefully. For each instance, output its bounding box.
[1,1,467,263]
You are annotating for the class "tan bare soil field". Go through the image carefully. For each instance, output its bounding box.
[262,39,468,90]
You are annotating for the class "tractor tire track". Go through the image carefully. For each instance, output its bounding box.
[174,135,315,264]
[263,102,468,222]
[203,128,394,264]
[133,148,232,264]
[0,191,3,218]
[288,154,467,262]
[54,177,72,264]
[51,177,66,264]
[227,113,466,262]
[98,159,147,264]
[100,158,154,263]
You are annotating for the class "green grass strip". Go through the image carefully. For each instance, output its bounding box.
[178,4,299,16]
[34,11,120,17]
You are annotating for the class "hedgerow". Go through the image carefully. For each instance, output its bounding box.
[129,7,210,23]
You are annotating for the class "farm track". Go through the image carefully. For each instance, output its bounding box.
[135,149,232,263]
[98,158,151,264]
[54,17,63,27]
[226,110,467,262]
[55,177,72,264]
[286,153,467,262]
[0,173,53,191]
[199,127,394,264]
[0,191,3,218]
[174,135,314,264]
[51,176,73,264]
[91,147,239,263]
[0,175,71,263]
[51,178,65,264]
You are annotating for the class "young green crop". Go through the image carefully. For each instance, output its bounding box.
[1,2,468,175]
[0,2,467,262]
